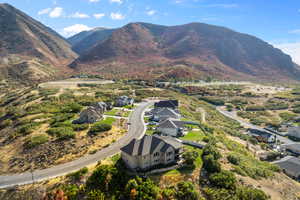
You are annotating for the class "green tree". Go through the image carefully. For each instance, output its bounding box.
[209,170,237,190]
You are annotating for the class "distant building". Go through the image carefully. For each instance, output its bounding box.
[121,135,183,171]
[157,118,186,137]
[154,100,179,110]
[247,129,276,143]
[288,127,300,140]
[115,96,134,107]
[274,156,300,181]
[73,102,107,124]
[151,108,181,122]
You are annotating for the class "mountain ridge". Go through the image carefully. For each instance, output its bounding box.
[70,22,300,82]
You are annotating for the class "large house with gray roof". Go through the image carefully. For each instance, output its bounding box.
[151,107,181,122]
[288,127,300,140]
[157,118,186,137]
[121,135,183,171]
[274,156,300,181]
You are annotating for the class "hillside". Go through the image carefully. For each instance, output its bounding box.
[0,3,77,83]
[68,27,115,54]
[71,22,300,82]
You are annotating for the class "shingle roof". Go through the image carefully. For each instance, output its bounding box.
[283,143,300,154]
[121,135,182,156]
[154,100,178,108]
[157,108,180,117]
[158,118,185,129]
[275,156,300,178]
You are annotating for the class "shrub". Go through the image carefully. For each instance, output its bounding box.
[18,122,41,135]
[245,105,265,111]
[182,151,199,169]
[61,103,83,113]
[209,170,237,190]
[47,127,75,140]
[227,154,240,165]
[89,123,112,134]
[67,167,88,181]
[203,155,221,174]
[87,190,106,200]
[176,181,200,200]
[279,112,297,122]
[72,124,89,131]
[199,97,225,106]
[202,144,221,160]
[237,186,269,200]
[0,119,12,129]
[25,134,49,148]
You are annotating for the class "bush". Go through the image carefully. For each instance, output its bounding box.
[209,171,237,190]
[237,186,269,200]
[183,151,199,167]
[203,155,221,174]
[25,134,49,148]
[47,127,75,140]
[60,103,83,113]
[67,167,88,181]
[18,122,41,135]
[72,124,89,131]
[202,144,221,160]
[245,105,265,111]
[89,123,112,134]
[0,119,12,129]
[199,97,225,106]
[176,181,200,200]
[227,154,240,165]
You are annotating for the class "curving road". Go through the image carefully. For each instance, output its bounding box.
[0,101,153,189]
[216,107,294,145]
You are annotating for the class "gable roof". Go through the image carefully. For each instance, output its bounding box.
[283,143,300,154]
[274,156,300,178]
[157,108,180,117]
[154,100,178,108]
[121,135,182,156]
[288,127,300,137]
[158,118,185,129]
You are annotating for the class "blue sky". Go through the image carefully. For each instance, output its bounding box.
[1,0,300,63]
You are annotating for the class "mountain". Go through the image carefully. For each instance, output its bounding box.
[0,3,77,83]
[68,27,115,55]
[70,22,300,82]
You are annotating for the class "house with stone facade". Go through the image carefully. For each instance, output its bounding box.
[73,102,108,124]
[121,135,183,171]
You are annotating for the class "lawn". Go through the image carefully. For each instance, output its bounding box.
[101,117,116,125]
[104,109,118,116]
[180,131,205,142]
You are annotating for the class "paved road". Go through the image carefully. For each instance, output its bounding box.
[216,107,295,145]
[0,101,153,189]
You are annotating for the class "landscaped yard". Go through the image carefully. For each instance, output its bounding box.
[180,130,205,142]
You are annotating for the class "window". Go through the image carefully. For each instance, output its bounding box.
[154,159,159,163]
[154,152,159,157]
[167,151,173,156]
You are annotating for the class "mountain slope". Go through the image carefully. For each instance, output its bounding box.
[0,3,77,83]
[71,22,300,82]
[68,27,115,55]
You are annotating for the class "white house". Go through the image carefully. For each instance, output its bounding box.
[121,135,183,171]
[157,118,186,137]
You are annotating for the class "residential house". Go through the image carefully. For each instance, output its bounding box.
[154,100,179,110]
[288,127,300,140]
[73,102,107,124]
[121,135,183,171]
[115,96,134,107]
[151,108,181,122]
[247,129,276,143]
[282,144,300,156]
[274,156,300,181]
[157,118,186,137]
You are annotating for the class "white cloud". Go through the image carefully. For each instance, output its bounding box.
[61,24,93,37]
[289,29,300,34]
[110,12,125,20]
[94,13,105,19]
[146,10,156,16]
[49,7,63,18]
[69,12,90,18]
[205,4,238,8]
[38,8,51,15]
[89,0,100,2]
[110,0,123,4]
[275,42,300,65]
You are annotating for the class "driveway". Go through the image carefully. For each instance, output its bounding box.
[0,101,153,189]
